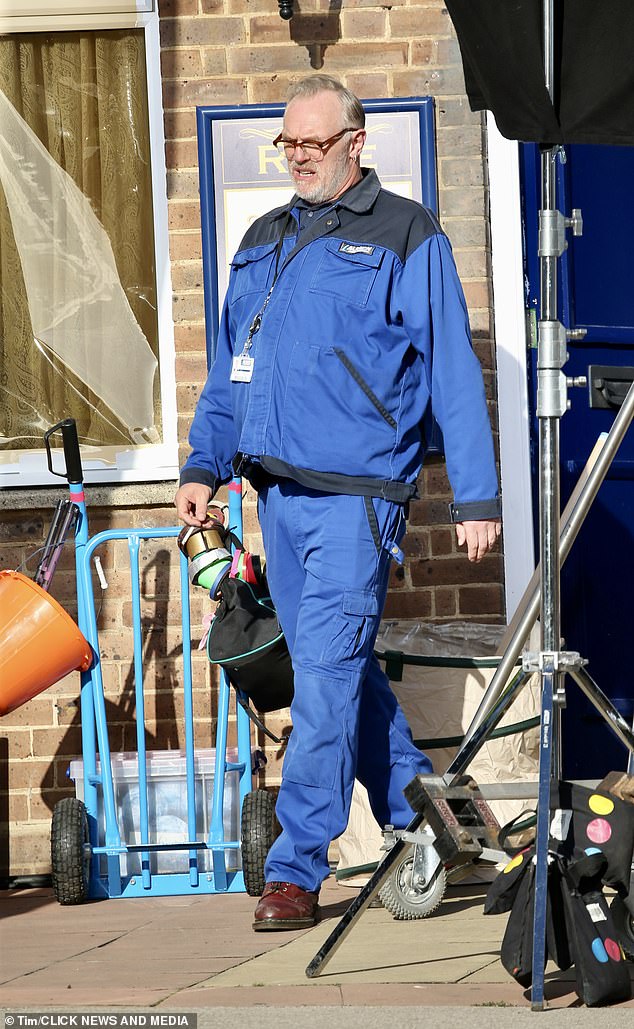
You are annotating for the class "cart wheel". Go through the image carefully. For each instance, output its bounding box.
[611,896,634,961]
[51,797,91,905]
[241,789,280,897]
[379,851,447,919]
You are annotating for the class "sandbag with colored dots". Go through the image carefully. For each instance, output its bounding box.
[549,779,634,896]
[559,853,632,1007]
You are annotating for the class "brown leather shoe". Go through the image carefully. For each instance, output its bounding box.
[252,881,320,931]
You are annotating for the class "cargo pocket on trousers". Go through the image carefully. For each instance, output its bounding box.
[283,669,351,790]
[320,589,379,665]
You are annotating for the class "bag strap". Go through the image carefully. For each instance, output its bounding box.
[498,809,537,854]
[235,692,290,745]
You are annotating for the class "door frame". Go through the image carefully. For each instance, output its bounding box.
[487,115,536,618]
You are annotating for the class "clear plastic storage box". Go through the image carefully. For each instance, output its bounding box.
[69,749,241,876]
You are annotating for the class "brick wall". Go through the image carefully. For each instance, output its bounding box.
[0,0,505,878]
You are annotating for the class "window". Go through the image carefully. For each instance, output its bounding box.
[0,2,177,486]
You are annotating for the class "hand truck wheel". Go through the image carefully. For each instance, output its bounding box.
[240,788,281,897]
[379,849,447,919]
[51,797,91,905]
[610,895,634,961]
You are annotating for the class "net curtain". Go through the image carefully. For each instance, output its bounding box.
[0,30,160,454]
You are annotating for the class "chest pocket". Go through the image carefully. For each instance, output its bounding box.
[230,244,277,301]
[309,239,384,308]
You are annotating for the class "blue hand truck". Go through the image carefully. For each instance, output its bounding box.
[46,419,278,902]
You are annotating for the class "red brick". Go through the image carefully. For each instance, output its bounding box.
[160,17,246,47]
[440,157,485,190]
[168,201,201,231]
[249,75,297,104]
[345,73,389,99]
[341,10,387,39]
[437,97,483,128]
[201,48,228,76]
[458,584,505,617]
[463,280,491,310]
[163,77,248,109]
[165,138,200,171]
[392,66,468,98]
[173,321,208,350]
[434,586,458,618]
[33,726,83,759]
[389,7,452,38]
[228,0,276,12]
[171,292,206,322]
[443,218,488,249]
[161,48,204,79]
[163,108,198,140]
[158,0,198,14]
[411,553,503,587]
[410,39,435,66]
[384,590,433,620]
[171,261,204,291]
[3,760,54,791]
[408,498,451,526]
[249,15,293,43]
[429,527,454,556]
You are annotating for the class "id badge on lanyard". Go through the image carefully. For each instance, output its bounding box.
[229,208,294,386]
[231,354,255,382]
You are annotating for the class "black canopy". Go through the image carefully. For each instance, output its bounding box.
[444,0,634,146]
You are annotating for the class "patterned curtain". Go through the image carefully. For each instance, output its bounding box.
[0,30,160,453]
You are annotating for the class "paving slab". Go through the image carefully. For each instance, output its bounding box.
[1,878,632,1013]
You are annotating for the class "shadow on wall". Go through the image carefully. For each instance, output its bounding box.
[289,0,343,70]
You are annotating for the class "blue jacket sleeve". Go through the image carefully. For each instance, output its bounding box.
[179,294,239,495]
[397,232,501,521]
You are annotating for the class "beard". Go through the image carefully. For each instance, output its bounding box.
[290,147,352,204]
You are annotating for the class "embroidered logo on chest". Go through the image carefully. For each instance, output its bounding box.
[339,242,375,256]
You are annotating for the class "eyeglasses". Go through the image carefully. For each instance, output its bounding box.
[272,128,357,161]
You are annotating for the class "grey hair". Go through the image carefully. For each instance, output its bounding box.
[286,75,365,129]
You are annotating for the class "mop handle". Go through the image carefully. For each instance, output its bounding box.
[44,417,84,484]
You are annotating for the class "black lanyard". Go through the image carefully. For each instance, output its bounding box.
[240,206,295,356]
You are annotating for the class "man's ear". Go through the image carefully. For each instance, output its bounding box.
[350,129,366,161]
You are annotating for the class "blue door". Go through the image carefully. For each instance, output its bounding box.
[521,144,634,779]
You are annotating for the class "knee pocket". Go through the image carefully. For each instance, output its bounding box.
[320,589,379,664]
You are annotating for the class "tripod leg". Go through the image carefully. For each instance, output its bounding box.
[305,666,532,978]
[569,666,634,757]
[305,814,423,978]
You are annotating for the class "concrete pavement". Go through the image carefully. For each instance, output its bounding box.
[1,876,633,1017]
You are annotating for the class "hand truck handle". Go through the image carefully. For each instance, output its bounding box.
[44,418,84,483]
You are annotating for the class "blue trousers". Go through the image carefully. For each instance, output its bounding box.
[257,480,432,892]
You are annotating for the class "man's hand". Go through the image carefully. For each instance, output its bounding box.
[174,483,214,527]
[455,519,501,563]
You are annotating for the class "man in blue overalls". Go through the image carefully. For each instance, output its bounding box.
[175,75,501,931]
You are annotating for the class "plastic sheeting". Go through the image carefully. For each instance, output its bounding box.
[0,89,158,444]
[337,620,540,875]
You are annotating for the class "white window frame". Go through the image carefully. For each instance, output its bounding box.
[0,0,178,487]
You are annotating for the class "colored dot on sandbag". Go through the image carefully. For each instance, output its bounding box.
[588,793,615,816]
[591,938,609,963]
[605,938,622,961]
[586,818,612,844]
[503,853,524,874]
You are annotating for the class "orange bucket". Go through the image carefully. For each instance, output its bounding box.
[0,570,93,716]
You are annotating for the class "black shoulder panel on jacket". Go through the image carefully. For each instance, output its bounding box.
[238,204,293,251]
[234,182,443,263]
[337,189,443,263]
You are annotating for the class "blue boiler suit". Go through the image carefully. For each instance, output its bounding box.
[181,169,501,892]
